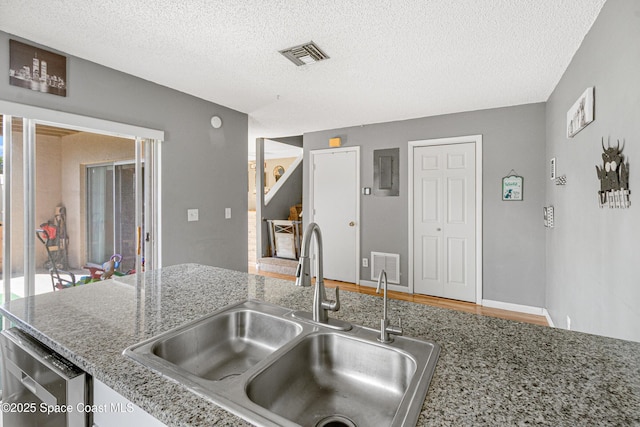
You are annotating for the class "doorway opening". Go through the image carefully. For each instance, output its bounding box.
[249,137,303,275]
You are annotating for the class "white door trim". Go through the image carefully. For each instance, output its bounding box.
[309,146,360,284]
[0,100,165,140]
[408,135,483,304]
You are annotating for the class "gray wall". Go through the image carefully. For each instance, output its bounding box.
[262,136,303,228]
[262,166,302,222]
[0,32,249,271]
[303,103,547,308]
[545,0,640,342]
[260,168,303,257]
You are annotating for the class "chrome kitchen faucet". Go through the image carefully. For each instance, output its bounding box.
[295,222,340,324]
[376,270,403,343]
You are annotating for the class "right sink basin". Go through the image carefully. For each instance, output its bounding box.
[246,332,422,427]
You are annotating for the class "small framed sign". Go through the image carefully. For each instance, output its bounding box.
[502,173,523,201]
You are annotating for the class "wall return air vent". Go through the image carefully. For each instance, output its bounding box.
[279,41,329,66]
[371,252,400,284]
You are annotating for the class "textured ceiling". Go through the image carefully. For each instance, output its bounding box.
[0,0,606,145]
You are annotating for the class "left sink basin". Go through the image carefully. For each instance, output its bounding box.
[125,301,303,381]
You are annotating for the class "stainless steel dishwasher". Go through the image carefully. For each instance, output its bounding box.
[0,327,90,427]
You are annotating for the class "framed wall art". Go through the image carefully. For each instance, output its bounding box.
[502,172,523,201]
[9,39,67,96]
[566,87,594,138]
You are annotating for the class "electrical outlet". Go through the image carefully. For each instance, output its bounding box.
[362,258,369,268]
[566,315,571,331]
[187,208,199,222]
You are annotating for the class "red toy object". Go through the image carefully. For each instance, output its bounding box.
[83,254,125,280]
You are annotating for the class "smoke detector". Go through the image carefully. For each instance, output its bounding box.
[279,41,329,66]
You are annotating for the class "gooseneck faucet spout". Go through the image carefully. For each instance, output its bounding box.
[376,269,403,343]
[295,223,340,324]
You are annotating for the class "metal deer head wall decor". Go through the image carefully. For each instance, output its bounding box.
[595,138,630,208]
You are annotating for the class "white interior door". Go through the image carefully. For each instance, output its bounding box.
[413,143,476,302]
[311,148,359,283]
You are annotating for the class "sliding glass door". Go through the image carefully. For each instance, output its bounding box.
[87,162,142,273]
[87,164,114,268]
[0,115,27,303]
[1,106,162,305]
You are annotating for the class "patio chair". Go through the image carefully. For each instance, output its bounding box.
[36,229,76,291]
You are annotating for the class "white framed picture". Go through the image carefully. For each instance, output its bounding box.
[566,87,594,138]
[550,158,556,180]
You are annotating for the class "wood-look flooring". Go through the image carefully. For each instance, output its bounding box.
[248,265,549,327]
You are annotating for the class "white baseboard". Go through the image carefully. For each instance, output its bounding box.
[542,308,555,328]
[481,299,545,316]
[359,279,409,293]
[353,288,552,324]
[359,279,377,288]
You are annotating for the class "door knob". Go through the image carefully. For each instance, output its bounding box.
[349,221,356,227]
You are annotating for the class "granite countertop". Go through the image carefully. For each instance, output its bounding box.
[1,263,639,426]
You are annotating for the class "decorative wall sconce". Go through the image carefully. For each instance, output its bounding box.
[596,138,630,208]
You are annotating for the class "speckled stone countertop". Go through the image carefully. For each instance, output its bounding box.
[1,264,639,426]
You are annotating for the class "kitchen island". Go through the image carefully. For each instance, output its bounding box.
[1,264,639,426]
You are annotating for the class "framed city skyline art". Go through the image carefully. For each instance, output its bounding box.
[9,39,67,97]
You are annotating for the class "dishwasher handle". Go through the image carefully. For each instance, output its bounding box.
[4,356,59,406]
[21,372,38,395]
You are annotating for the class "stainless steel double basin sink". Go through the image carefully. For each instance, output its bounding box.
[124,300,440,427]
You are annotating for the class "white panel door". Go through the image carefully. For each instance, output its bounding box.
[311,148,359,283]
[414,143,476,302]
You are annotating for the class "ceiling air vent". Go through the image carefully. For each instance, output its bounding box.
[279,41,329,66]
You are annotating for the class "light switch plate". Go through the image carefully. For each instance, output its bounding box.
[225,208,231,219]
[187,208,199,222]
